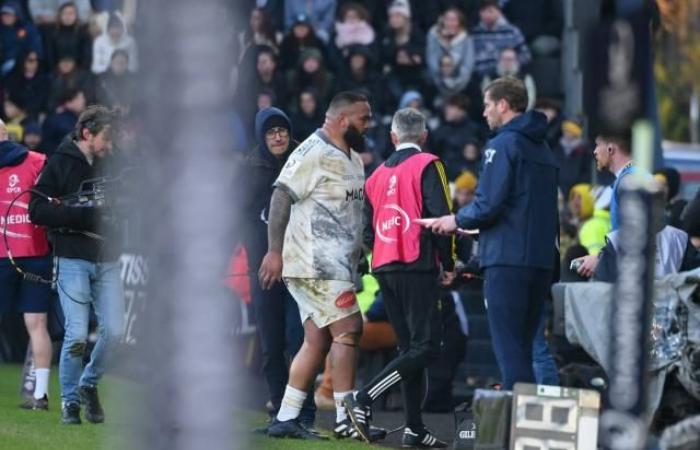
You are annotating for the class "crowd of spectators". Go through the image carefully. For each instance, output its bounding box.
[233,0,566,182]
[0,0,138,156]
[232,3,700,422]
[1,0,697,431]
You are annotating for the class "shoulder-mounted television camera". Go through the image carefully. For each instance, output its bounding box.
[59,168,135,211]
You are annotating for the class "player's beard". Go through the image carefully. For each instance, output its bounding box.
[344,124,366,152]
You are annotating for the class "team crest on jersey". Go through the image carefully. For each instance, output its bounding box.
[484,148,497,164]
[387,175,397,196]
[8,174,19,188]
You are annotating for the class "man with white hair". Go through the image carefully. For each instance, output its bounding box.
[344,108,454,448]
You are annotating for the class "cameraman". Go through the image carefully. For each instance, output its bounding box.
[29,105,124,425]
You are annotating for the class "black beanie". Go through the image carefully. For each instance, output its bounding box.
[262,115,289,135]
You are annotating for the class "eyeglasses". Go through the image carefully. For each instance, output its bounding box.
[26,57,38,62]
[265,127,289,138]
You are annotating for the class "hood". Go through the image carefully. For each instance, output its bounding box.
[1,1,23,22]
[347,44,376,68]
[498,110,548,143]
[298,47,323,69]
[0,139,28,167]
[399,90,422,109]
[55,136,90,162]
[101,13,131,44]
[254,107,293,162]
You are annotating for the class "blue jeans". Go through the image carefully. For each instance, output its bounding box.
[57,258,124,405]
[532,311,560,386]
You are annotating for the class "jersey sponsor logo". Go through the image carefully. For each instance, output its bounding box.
[283,155,299,170]
[376,203,411,244]
[345,188,364,201]
[387,175,397,196]
[6,174,21,194]
[484,148,497,164]
[295,136,316,156]
[335,290,357,308]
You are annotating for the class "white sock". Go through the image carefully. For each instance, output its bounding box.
[34,368,50,399]
[334,391,352,422]
[276,385,307,422]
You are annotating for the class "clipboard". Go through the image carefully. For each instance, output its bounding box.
[413,218,479,236]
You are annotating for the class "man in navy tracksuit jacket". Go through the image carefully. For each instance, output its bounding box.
[428,77,558,389]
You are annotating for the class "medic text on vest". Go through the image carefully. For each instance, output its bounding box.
[0,213,32,225]
[346,188,364,201]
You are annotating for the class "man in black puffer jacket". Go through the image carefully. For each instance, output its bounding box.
[235,107,316,433]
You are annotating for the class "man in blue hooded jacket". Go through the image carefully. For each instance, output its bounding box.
[235,107,316,432]
[428,77,558,389]
[0,1,43,76]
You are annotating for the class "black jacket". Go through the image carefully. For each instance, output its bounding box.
[41,110,78,156]
[552,140,592,197]
[381,26,427,89]
[429,117,486,180]
[290,109,323,143]
[44,24,93,71]
[4,70,50,119]
[364,147,456,274]
[235,107,295,269]
[29,137,118,262]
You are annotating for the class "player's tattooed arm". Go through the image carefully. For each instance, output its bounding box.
[267,187,293,253]
[259,187,293,290]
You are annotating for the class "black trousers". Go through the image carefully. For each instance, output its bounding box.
[360,272,442,428]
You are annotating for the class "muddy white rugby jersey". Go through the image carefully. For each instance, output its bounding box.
[274,130,365,281]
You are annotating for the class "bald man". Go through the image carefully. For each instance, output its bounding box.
[258,91,381,441]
